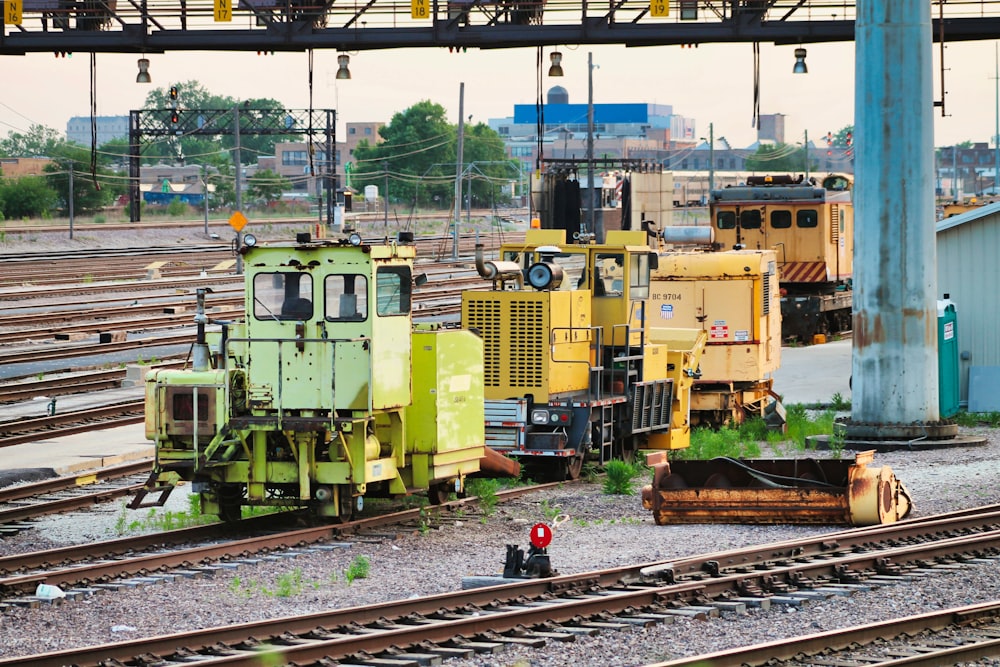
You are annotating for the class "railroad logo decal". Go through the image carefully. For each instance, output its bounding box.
[660,304,674,319]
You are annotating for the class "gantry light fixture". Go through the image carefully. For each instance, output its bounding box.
[136,57,151,84]
[548,51,564,77]
[793,47,808,74]
[335,53,351,80]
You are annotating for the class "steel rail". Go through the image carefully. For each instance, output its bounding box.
[0,482,147,525]
[0,401,147,448]
[2,504,1000,666]
[0,482,566,591]
[647,601,1000,666]
[9,518,1000,667]
[0,460,151,504]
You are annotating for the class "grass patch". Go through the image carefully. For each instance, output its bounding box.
[602,460,644,495]
[955,410,1000,427]
[344,555,371,584]
[466,478,501,521]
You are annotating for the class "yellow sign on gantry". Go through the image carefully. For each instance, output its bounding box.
[411,0,429,19]
[650,0,668,16]
[5,0,23,25]
[214,0,232,22]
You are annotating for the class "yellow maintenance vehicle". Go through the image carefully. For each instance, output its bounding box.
[651,238,783,428]
[463,228,706,481]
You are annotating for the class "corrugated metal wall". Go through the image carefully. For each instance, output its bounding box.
[936,209,1000,405]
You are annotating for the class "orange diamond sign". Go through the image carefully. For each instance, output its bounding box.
[229,211,248,232]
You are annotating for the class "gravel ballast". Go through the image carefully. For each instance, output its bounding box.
[3,227,999,665]
[2,429,1000,665]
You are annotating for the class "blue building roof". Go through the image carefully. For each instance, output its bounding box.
[514,103,656,125]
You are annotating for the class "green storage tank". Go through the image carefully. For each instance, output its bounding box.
[937,296,959,419]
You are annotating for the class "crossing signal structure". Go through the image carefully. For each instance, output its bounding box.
[826,131,833,157]
[170,110,180,124]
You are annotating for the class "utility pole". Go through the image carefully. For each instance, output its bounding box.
[202,165,209,235]
[995,43,999,196]
[234,105,243,275]
[453,82,465,260]
[68,167,74,240]
[804,128,810,182]
[383,160,389,231]
[708,122,714,197]
[586,51,596,239]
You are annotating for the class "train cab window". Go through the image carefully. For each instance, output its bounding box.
[253,272,313,321]
[716,211,736,229]
[375,266,411,316]
[739,210,762,229]
[629,253,650,300]
[594,253,624,296]
[797,210,819,228]
[770,210,792,229]
[543,251,586,291]
[324,274,368,322]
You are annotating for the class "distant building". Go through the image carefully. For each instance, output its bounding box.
[488,86,695,190]
[66,116,128,146]
[0,157,52,177]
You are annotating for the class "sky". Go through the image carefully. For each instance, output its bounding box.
[1,38,998,150]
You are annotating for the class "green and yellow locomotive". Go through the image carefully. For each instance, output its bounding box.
[134,232,486,521]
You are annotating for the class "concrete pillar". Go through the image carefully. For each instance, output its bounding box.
[849,0,948,437]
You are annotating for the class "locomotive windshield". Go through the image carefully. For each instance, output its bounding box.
[375,266,412,316]
[253,272,314,321]
[325,274,368,322]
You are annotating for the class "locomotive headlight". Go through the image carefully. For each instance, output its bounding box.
[348,232,362,247]
[243,233,257,247]
[527,261,564,290]
[530,409,550,425]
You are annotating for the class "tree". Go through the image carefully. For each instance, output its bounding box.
[247,168,291,206]
[44,143,124,215]
[0,176,58,218]
[350,100,515,211]
[744,143,813,173]
[0,124,64,157]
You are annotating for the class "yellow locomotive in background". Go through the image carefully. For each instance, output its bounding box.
[709,173,853,342]
[134,232,489,521]
[650,245,782,428]
[464,229,707,481]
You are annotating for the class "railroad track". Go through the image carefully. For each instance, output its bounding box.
[0,461,152,532]
[7,504,1000,666]
[654,601,1000,666]
[0,401,146,448]
[0,483,559,602]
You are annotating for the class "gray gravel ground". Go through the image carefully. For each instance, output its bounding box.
[3,227,999,665]
[2,428,1000,665]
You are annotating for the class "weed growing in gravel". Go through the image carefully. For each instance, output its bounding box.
[786,405,836,450]
[344,555,371,584]
[830,392,851,411]
[466,478,501,521]
[603,460,642,495]
[539,499,562,522]
[273,569,305,597]
[114,493,216,535]
[672,407,848,461]
[227,569,309,598]
[956,410,1000,427]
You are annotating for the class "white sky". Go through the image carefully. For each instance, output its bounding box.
[1,38,998,149]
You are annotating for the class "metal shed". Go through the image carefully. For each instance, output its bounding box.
[936,202,1000,407]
